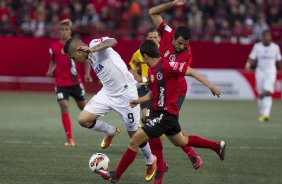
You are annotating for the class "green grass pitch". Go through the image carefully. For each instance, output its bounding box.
[0,92,282,184]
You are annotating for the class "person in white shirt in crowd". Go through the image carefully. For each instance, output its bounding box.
[245,30,282,122]
[63,37,157,182]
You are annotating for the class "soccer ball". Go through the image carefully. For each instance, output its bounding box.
[89,153,110,173]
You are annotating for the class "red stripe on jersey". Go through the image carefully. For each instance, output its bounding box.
[148,59,188,115]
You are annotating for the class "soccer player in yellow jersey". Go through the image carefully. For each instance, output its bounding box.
[129,28,160,124]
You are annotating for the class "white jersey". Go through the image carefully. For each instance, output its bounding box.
[87,37,136,97]
[249,42,281,75]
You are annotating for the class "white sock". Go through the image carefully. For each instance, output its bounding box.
[257,98,263,115]
[139,142,154,165]
[262,96,272,117]
[88,119,116,135]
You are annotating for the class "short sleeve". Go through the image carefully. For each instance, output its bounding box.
[275,45,282,61]
[249,44,258,60]
[89,36,111,48]
[129,50,142,71]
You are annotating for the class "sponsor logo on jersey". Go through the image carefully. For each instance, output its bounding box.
[179,63,185,72]
[169,54,176,62]
[158,87,165,107]
[95,64,104,74]
[164,50,170,57]
[169,62,179,70]
[156,72,163,80]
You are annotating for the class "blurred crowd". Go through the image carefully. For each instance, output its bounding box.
[0,0,281,44]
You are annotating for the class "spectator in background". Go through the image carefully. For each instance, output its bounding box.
[245,30,282,122]
[128,0,142,38]
[253,12,269,42]
[20,14,33,36]
[81,3,99,27]
[202,17,216,41]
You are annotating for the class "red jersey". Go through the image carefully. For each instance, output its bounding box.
[148,59,189,115]
[158,21,193,96]
[49,41,81,86]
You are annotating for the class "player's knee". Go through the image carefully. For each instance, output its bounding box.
[129,136,139,149]
[77,115,89,127]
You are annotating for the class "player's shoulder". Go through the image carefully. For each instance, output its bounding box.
[270,42,280,49]
[89,36,111,48]
[50,41,60,49]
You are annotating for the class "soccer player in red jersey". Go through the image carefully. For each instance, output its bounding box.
[148,0,202,178]
[46,19,92,147]
[99,40,226,184]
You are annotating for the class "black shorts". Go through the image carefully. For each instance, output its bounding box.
[138,85,151,110]
[142,111,181,139]
[55,84,85,101]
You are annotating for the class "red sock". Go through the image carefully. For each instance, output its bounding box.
[149,138,166,172]
[187,135,218,151]
[181,146,198,158]
[61,113,73,140]
[115,148,138,178]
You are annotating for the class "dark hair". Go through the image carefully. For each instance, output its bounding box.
[174,26,191,40]
[140,40,160,58]
[63,38,74,54]
[262,29,271,36]
[147,27,158,34]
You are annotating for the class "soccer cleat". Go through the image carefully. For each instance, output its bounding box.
[189,155,203,170]
[99,170,120,183]
[64,138,75,147]
[152,163,168,184]
[216,140,226,160]
[100,126,121,149]
[145,155,157,182]
[258,115,269,122]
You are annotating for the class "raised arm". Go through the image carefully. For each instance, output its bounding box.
[185,67,221,97]
[77,38,117,53]
[149,0,187,28]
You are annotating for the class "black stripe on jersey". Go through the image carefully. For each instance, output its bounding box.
[156,60,166,111]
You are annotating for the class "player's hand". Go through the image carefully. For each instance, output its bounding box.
[77,46,92,53]
[130,99,140,108]
[84,74,93,83]
[210,85,221,98]
[130,70,143,83]
[46,71,53,77]
[174,0,188,6]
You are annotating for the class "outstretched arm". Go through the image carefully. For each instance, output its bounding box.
[185,67,220,97]
[130,91,153,108]
[77,38,117,53]
[149,0,187,28]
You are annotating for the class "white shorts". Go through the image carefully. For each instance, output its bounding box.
[84,86,140,132]
[255,71,276,94]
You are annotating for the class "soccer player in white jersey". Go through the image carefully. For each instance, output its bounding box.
[63,37,157,181]
[245,30,282,122]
